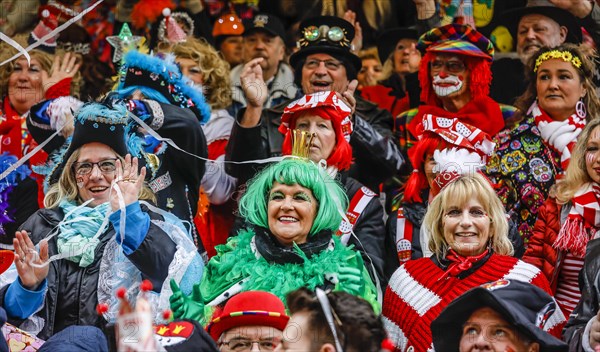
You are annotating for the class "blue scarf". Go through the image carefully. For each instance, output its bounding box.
[57,200,111,267]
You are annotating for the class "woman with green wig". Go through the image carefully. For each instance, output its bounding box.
[169,158,379,323]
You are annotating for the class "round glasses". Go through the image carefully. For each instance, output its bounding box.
[73,158,118,176]
[430,59,466,74]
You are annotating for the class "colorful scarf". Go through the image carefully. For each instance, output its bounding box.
[555,183,600,257]
[531,100,585,172]
[57,200,111,267]
[0,153,31,236]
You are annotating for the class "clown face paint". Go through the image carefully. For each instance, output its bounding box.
[585,126,600,184]
[432,73,465,97]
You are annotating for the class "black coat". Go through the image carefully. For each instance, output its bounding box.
[0,205,177,340]
[225,95,406,193]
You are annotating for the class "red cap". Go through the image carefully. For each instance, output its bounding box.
[206,291,289,341]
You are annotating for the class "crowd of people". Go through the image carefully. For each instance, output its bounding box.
[2,0,600,351]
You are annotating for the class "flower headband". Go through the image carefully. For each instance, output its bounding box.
[534,50,582,73]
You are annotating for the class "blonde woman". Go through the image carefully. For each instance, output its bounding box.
[383,172,564,352]
[523,119,600,318]
[171,38,237,257]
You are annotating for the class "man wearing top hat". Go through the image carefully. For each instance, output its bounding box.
[225,15,405,195]
[228,13,299,118]
[491,0,600,104]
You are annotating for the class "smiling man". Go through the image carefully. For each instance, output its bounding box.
[226,15,405,196]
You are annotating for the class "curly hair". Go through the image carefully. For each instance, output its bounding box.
[0,44,53,99]
[418,51,492,107]
[171,37,232,110]
[514,43,600,122]
[238,158,348,235]
[286,287,386,352]
[555,119,600,204]
[423,173,513,259]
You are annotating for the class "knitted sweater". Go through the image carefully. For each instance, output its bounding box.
[382,254,565,352]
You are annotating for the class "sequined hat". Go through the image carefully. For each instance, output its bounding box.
[417,23,494,61]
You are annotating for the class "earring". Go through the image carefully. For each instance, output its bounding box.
[576,99,587,119]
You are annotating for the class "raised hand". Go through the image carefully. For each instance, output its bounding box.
[240,58,268,108]
[13,230,49,291]
[169,279,205,321]
[343,10,362,53]
[41,52,80,95]
[111,154,146,211]
[338,79,358,118]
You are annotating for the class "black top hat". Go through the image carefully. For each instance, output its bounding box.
[502,0,582,44]
[376,27,419,63]
[289,16,361,73]
[243,13,286,40]
[431,279,568,352]
[48,102,129,185]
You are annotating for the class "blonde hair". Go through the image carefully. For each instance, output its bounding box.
[171,37,232,110]
[44,147,155,208]
[0,44,53,99]
[423,173,513,259]
[555,119,600,203]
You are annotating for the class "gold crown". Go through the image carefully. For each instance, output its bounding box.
[534,50,582,72]
[291,130,315,159]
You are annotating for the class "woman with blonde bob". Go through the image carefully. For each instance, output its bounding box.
[382,172,563,352]
[171,37,237,258]
[524,118,600,318]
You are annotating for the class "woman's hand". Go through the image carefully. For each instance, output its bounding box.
[111,154,146,212]
[13,230,49,291]
[41,52,80,95]
[169,279,205,321]
[343,10,362,53]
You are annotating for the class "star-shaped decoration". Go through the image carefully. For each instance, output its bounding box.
[106,23,143,63]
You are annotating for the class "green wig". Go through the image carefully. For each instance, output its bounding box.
[239,159,348,235]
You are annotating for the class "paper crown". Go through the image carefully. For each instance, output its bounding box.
[417,23,494,61]
[213,13,244,37]
[29,9,59,53]
[118,50,211,124]
[419,115,495,158]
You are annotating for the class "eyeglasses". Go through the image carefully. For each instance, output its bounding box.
[430,59,466,73]
[304,59,343,70]
[73,159,118,176]
[219,337,280,351]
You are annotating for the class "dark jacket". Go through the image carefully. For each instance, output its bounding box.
[0,205,177,340]
[563,238,600,351]
[225,95,406,192]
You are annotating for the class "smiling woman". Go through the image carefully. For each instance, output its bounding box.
[382,173,565,352]
[169,158,380,325]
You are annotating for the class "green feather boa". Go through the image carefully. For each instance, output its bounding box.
[200,228,379,313]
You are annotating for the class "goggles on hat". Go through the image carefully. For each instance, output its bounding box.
[298,25,351,48]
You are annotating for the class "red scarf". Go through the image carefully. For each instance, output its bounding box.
[440,248,490,280]
[408,96,505,139]
[555,183,600,257]
[532,101,585,172]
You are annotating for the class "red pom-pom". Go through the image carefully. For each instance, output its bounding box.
[140,280,153,292]
[162,309,172,321]
[96,303,109,315]
[116,287,127,299]
[381,338,396,351]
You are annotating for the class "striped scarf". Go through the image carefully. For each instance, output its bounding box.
[555,183,600,257]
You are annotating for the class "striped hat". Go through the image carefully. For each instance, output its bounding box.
[417,23,494,61]
[207,291,289,341]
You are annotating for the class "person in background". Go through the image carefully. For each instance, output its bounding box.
[432,279,568,352]
[171,37,237,258]
[276,287,386,352]
[212,12,245,69]
[382,173,565,352]
[228,13,298,118]
[356,47,383,91]
[523,119,600,318]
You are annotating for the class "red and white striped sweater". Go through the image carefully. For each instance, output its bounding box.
[382,254,566,352]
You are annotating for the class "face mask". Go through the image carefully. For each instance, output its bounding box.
[432,74,464,97]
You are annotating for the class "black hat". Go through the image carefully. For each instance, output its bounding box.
[289,16,361,73]
[376,27,419,63]
[502,0,582,44]
[48,101,129,185]
[432,279,568,352]
[243,13,286,40]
